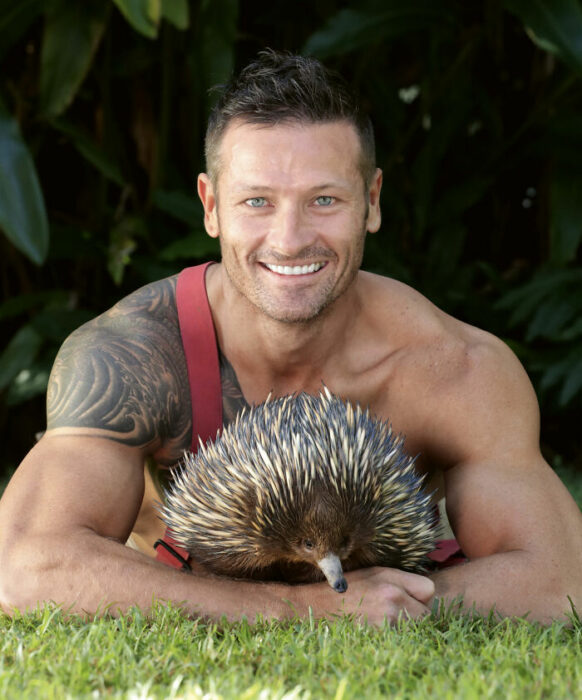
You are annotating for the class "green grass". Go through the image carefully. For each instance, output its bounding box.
[1,604,581,699]
[1,465,581,699]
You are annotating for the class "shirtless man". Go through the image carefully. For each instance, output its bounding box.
[1,51,581,625]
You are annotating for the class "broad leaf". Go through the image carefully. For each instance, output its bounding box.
[111,0,161,39]
[539,348,582,406]
[161,0,189,29]
[199,0,238,111]
[503,0,582,75]
[32,308,96,342]
[550,171,582,264]
[303,0,457,58]
[0,291,70,322]
[108,216,145,285]
[0,101,49,265]
[152,189,203,225]
[5,364,51,407]
[0,325,43,392]
[496,268,582,336]
[160,233,220,261]
[0,0,43,62]
[50,118,125,186]
[40,0,108,117]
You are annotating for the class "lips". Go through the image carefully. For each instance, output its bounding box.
[263,262,326,275]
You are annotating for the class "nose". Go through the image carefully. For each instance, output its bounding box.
[317,552,348,594]
[268,203,316,257]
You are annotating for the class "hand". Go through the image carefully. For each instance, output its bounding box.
[292,566,435,626]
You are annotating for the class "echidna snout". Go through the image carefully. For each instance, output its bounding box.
[286,530,351,592]
[317,553,348,593]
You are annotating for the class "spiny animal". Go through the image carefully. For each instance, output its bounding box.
[160,388,437,593]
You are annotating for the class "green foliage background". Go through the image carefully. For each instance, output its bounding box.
[1,0,582,472]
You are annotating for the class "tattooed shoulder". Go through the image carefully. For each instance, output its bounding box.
[47,276,192,462]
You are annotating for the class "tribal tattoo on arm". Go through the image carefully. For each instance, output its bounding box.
[47,277,192,464]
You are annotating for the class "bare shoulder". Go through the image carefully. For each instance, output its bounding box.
[358,272,540,465]
[46,276,191,464]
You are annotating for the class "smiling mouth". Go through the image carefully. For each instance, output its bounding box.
[263,262,326,276]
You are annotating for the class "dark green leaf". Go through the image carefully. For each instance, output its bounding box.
[539,348,582,406]
[0,0,43,62]
[160,233,220,261]
[550,172,582,264]
[108,216,145,285]
[40,0,108,117]
[31,308,95,342]
[0,291,70,322]
[0,325,43,391]
[0,101,49,265]
[199,0,238,111]
[526,298,579,341]
[496,268,582,327]
[161,0,188,29]
[559,317,582,342]
[431,178,492,227]
[503,0,582,75]
[303,0,457,58]
[152,189,203,225]
[425,223,467,280]
[111,0,160,39]
[559,357,582,405]
[5,364,51,407]
[50,118,125,186]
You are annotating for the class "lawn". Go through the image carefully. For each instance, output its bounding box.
[1,604,581,699]
[1,465,581,699]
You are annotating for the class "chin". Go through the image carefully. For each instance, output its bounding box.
[254,295,335,324]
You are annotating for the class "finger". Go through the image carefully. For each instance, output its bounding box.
[397,572,435,604]
[356,595,430,626]
[346,566,435,604]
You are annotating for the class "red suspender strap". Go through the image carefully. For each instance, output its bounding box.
[154,262,223,570]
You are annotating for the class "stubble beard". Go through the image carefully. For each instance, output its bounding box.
[219,230,367,326]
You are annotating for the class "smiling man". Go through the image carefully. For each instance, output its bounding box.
[0,50,581,624]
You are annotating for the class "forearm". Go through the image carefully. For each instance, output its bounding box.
[430,551,581,624]
[1,532,438,624]
[0,530,291,622]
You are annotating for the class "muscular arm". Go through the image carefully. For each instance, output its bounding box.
[426,336,582,622]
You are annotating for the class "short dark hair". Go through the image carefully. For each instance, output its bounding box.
[205,49,376,187]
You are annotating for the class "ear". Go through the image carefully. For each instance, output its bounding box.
[197,173,219,238]
[366,168,382,234]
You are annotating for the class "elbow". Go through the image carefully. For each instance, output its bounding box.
[528,559,582,625]
[550,577,582,624]
[0,534,54,615]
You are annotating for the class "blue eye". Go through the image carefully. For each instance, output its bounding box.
[315,196,334,206]
[246,197,267,207]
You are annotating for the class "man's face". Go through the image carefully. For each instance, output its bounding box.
[198,119,382,324]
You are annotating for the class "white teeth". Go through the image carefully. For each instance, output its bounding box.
[265,263,324,275]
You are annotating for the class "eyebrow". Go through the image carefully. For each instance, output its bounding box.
[230,181,352,194]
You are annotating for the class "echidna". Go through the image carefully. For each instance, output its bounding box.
[160,388,437,593]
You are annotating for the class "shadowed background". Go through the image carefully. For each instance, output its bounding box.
[1,0,581,475]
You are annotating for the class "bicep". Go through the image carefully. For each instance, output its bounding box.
[0,435,146,544]
[443,455,580,559]
[437,335,582,559]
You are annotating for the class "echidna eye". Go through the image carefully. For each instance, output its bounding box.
[303,539,314,550]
